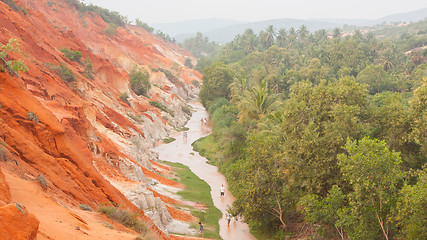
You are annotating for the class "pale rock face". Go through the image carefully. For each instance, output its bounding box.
[125,185,173,234]
[118,158,147,182]
[167,219,198,235]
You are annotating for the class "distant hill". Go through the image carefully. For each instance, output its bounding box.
[154,8,427,43]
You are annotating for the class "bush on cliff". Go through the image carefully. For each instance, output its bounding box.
[60,48,82,62]
[130,67,150,96]
[98,205,148,234]
[0,38,28,76]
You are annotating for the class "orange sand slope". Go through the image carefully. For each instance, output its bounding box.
[0,0,204,239]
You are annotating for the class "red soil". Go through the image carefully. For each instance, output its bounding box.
[0,0,202,238]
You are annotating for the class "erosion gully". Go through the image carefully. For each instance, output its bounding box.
[155,102,256,240]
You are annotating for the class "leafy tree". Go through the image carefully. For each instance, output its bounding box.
[199,62,234,108]
[231,132,298,235]
[134,18,154,33]
[395,168,427,240]
[129,67,150,96]
[300,185,347,239]
[338,137,404,240]
[281,78,368,194]
[409,79,427,157]
[356,64,393,94]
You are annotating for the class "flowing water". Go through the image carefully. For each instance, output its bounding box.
[155,102,256,240]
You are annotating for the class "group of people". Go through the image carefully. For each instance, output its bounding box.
[220,184,235,227]
[200,117,208,125]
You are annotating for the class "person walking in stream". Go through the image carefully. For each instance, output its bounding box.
[226,213,232,227]
[220,184,225,196]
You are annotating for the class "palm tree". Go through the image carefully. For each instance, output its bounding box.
[314,29,328,44]
[265,25,277,48]
[237,80,280,123]
[333,27,342,40]
[276,28,288,47]
[288,27,297,49]
[230,71,250,104]
[298,25,309,43]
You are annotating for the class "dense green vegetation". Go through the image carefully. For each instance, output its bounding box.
[196,20,426,239]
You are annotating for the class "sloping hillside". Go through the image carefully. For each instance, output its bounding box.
[0,0,203,239]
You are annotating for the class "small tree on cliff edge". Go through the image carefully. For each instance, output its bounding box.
[0,38,28,76]
[129,66,151,97]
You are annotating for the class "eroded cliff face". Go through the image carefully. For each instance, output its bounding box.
[0,0,201,239]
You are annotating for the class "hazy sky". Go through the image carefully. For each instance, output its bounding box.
[83,0,427,24]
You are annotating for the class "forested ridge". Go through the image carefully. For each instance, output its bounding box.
[192,21,426,239]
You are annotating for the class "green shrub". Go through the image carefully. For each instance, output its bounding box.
[103,23,118,36]
[37,174,48,190]
[98,205,148,234]
[130,67,151,96]
[27,111,39,122]
[64,0,126,27]
[184,58,193,69]
[1,0,27,14]
[149,101,167,112]
[60,48,82,62]
[127,113,142,124]
[191,80,201,88]
[0,146,8,161]
[134,19,154,33]
[82,58,94,79]
[102,222,113,229]
[163,137,175,143]
[120,92,130,105]
[0,38,28,76]
[79,204,93,212]
[54,63,75,82]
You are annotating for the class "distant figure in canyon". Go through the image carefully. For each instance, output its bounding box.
[183,131,187,140]
[226,213,232,227]
[220,184,225,196]
[198,222,204,237]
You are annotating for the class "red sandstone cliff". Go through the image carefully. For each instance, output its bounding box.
[0,0,202,239]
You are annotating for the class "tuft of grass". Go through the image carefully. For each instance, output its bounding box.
[127,113,143,124]
[163,137,175,143]
[27,111,39,123]
[0,146,8,161]
[98,205,148,234]
[161,161,221,239]
[37,174,48,190]
[102,222,113,229]
[176,127,189,132]
[79,204,93,212]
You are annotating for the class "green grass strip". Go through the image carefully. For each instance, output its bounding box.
[191,134,219,166]
[162,161,222,239]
